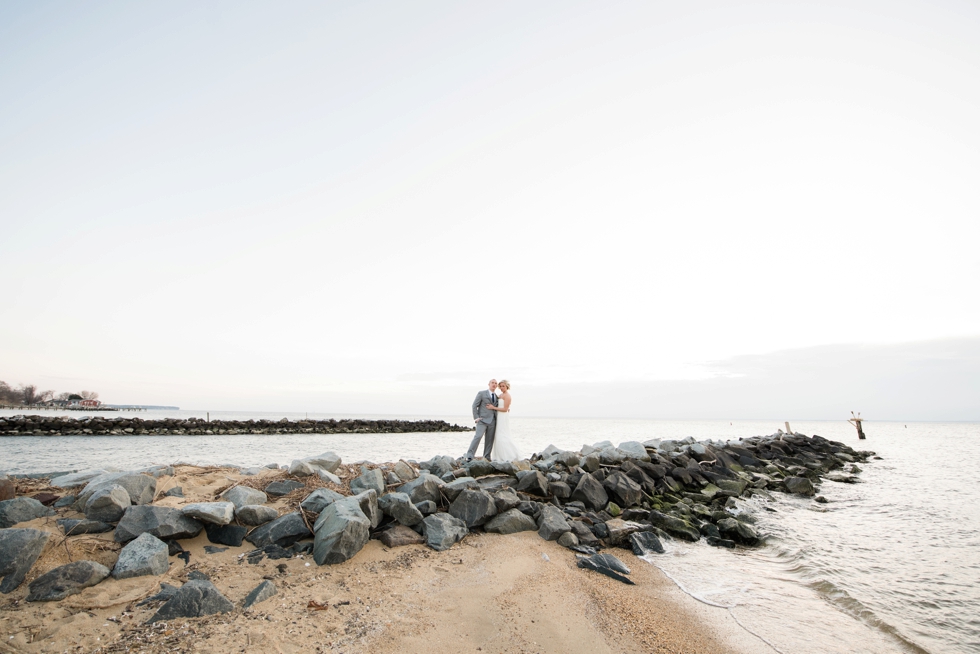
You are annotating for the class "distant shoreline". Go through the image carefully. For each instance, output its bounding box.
[0,414,471,436]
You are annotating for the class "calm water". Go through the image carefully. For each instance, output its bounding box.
[2,411,977,654]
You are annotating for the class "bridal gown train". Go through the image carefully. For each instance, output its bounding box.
[491,405,521,462]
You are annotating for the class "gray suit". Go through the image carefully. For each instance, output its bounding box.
[465,389,497,460]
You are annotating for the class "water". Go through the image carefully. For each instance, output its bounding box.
[1,412,977,654]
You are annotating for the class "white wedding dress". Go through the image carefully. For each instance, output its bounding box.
[491,400,521,462]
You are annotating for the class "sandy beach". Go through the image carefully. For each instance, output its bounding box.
[0,465,761,654]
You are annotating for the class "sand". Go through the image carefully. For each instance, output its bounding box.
[0,467,763,654]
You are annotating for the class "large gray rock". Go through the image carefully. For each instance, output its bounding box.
[236,505,279,526]
[604,518,643,546]
[571,474,608,510]
[442,477,479,502]
[0,497,55,528]
[313,501,370,565]
[484,508,537,534]
[0,529,51,593]
[148,580,234,623]
[718,518,762,545]
[300,489,345,514]
[288,459,319,477]
[422,513,468,551]
[379,524,426,547]
[220,486,268,509]
[421,455,456,478]
[76,473,156,507]
[516,471,549,497]
[630,531,665,556]
[265,480,305,497]
[463,459,496,478]
[618,441,652,462]
[603,472,644,508]
[784,477,815,496]
[493,488,521,513]
[57,518,112,535]
[305,452,342,473]
[181,502,235,526]
[205,523,248,547]
[113,533,169,579]
[648,511,701,542]
[245,512,312,548]
[392,460,417,482]
[378,492,424,527]
[398,473,445,505]
[27,560,110,602]
[114,506,205,543]
[242,580,277,609]
[536,505,571,541]
[84,485,131,523]
[448,489,498,528]
[50,469,112,489]
[350,467,385,496]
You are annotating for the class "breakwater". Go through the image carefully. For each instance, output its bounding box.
[0,414,470,436]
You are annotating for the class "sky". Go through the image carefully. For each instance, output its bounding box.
[1,1,978,419]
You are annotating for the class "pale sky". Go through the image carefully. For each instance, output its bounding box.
[1,1,978,419]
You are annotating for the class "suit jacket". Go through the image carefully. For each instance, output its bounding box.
[472,389,498,425]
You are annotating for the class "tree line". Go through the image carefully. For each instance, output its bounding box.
[0,380,99,406]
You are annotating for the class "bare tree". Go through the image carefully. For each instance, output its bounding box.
[79,390,100,401]
[20,384,39,406]
[56,392,71,401]
[0,380,18,404]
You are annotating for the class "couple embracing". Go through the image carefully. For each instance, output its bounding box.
[465,379,521,463]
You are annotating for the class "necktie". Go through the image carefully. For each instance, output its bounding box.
[491,393,496,404]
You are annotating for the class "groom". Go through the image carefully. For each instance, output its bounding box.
[465,379,498,461]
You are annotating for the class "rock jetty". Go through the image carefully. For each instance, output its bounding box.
[0,431,872,618]
[0,415,469,436]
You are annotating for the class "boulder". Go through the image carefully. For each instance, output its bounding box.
[83,485,131,523]
[377,492,424,527]
[351,467,386,496]
[236,505,278,526]
[618,441,652,462]
[305,452,342,473]
[484,508,537,534]
[76,473,156,507]
[393,460,417,482]
[54,495,76,507]
[162,487,183,498]
[493,488,521,513]
[379,524,426,547]
[629,531,665,556]
[580,453,601,473]
[113,533,169,579]
[346,489,381,529]
[516,471,549,497]
[603,472,644,508]
[265,480,305,497]
[205,523,248,547]
[300,489,345,514]
[648,511,701,542]
[0,529,51,593]
[557,531,579,548]
[0,497,55,528]
[536,505,571,541]
[442,477,479,502]
[463,459,496,478]
[0,479,15,501]
[717,518,762,546]
[181,502,235,526]
[549,481,571,499]
[114,506,205,543]
[57,518,112,535]
[577,553,634,585]
[784,477,815,496]
[398,473,445,505]
[221,486,267,509]
[422,513,468,551]
[604,518,642,546]
[448,489,498,528]
[245,512,312,548]
[288,459,318,477]
[313,501,370,565]
[148,580,234,623]
[49,469,112,489]
[571,474,608,511]
[26,560,110,602]
[416,500,437,515]
[556,451,581,468]
[422,455,456,478]
[242,580,277,609]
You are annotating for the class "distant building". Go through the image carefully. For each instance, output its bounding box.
[68,399,102,408]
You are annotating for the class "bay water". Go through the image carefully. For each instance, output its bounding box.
[1,411,977,653]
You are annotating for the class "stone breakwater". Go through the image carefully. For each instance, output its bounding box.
[0,414,469,436]
[0,432,872,625]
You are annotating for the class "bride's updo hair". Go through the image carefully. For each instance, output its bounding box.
[498,380,511,391]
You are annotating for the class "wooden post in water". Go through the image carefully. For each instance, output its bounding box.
[848,411,866,439]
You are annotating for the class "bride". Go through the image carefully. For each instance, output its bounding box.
[486,380,521,462]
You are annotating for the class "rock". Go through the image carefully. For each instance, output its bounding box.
[384,471,401,485]
[316,469,342,485]
[491,460,522,476]
[300,489,346,514]
[557,531,579,548]
[57,518,112,535]
[398,473,445,505]
[815,495,829,504]
[162,487,183,498]
[345,489,382,529]
[246,512,312,548]
[416,500,437,515]
[442,477,479,502]
[577,553,634,585]
[265,480,305,497]
[0,529,51,593]
[603,472,644,508]
[717,518,762,546]
[313,501,371,565]
[569,521,600,546]
[49,469,112,489]
[422,513,468,551]
[580,453,601,472]
[221,486,268,509]
[113,533,169,579]
[463,459,496,478]
[82,484,131,523]
[618,441,652,462]
[76,473,156,507]
[53,495,76,507]
[181,502,235,526]
[27,561,110,601]
[556,451,581,468]
[32,492,59,506]
[422,455,456,478]
[393,460,417,482]
[205,523,248,547]
[571,474,609,511]
[484,508,537,534]
[449,489,498,528]
[305,452,342,473]
[379,524,426,547]
[148,580,234,623]
[537,505,572,541]
[549,481,571,499]
[493,488,521,513]
[516,471,549,497]
[236,505,279,526]
[784,477,815,496]
[0,497,55,528]
[377,492,424,527]
[351,467,385,496]
[245,544,293,564]
[0,479,15,501]
[648,511,701,542]
[114,506,205,543]
[604,518,643,546]
[288,459,319,477]
[629,531,665,556]
[242,580,277,609]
